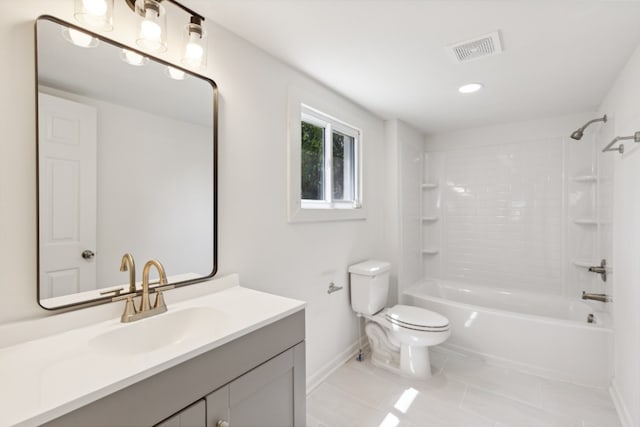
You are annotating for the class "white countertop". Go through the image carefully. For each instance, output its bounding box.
[0,275,305,427]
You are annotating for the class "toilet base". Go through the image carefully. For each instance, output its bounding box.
[400,344,432,379]
[365,322,433,380]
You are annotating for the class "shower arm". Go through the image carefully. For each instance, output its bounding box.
[580,116,607,131]
[602,131,640,154]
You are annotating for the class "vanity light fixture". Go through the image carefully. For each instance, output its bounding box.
[62,27,100,48]
[74,0,114,31]
[458,82,484,94]
[121,48,148,66]
[127,0,207,69]
[74,0,208,70]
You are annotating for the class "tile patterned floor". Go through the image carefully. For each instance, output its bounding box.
[307,347,621,427]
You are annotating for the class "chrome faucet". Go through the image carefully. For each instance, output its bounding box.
[582,291,612,303]
[120,253,137,293]
[113,259,174,323]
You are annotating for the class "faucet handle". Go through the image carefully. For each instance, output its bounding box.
[153,285,174,312]
[113,294,138,322]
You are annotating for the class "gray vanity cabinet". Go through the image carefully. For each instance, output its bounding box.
[44,310,305,427]
[156,347,298,427]
[206,346,298,427]
[156,400,206,427]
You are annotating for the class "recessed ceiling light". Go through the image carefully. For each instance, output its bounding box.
[458,83,484,94]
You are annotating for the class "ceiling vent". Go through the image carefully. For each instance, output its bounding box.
[447,30,503,64]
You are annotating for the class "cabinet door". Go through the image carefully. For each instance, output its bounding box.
[206,385,230,427]
[228,348,295,427]
[156,399,206,427]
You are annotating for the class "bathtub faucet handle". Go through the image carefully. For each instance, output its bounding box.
[588,259,608,282]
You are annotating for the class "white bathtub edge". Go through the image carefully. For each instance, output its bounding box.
[405,283,613,387]
[610,379,634,427]
[440,342,609,388]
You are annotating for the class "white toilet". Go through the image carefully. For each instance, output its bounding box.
[349,260,450,379]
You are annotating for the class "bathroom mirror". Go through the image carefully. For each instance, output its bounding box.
[35,16,217,310]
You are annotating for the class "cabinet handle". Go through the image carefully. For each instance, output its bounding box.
[216,421,229,427]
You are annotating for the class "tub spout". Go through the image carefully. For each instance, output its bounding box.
[582,291,612,303]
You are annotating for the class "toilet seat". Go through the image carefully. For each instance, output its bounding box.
[384,304,449,332]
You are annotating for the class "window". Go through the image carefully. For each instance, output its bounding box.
[287,86,366,223]
[300,105,360,210]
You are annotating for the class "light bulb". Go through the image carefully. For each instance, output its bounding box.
[182,20,207,69]
[121,49,147,66]
[136,1,167,52]
[74,0,112,31]
[167,66,186,80]
[185,36,204,64]
[140,10,161,42]
[82,0,107,16]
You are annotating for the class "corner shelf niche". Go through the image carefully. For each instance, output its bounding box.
[572,175,597,183]
[422,248,439,255]
[421,216,439,222]
[573,218,599,226]
[421,182,438,190]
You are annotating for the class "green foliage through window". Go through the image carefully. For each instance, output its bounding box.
[301,121,324,200]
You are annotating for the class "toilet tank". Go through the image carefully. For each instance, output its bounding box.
[349,260,391,315]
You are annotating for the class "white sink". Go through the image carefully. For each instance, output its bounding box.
[89,306,227,356]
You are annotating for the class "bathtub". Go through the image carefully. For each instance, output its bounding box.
[403,279,613,387]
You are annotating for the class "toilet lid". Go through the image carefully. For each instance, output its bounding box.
[385,305,449,331]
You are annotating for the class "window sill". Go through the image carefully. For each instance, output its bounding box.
[288,202,367,223]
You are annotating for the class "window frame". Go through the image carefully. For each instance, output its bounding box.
[287,87,366,223]
[300,106,361,210]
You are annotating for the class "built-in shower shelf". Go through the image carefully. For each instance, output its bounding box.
[573,218,599,225]
[421,216,439,222]
[572,175,598,183]
[422,248,440,255]
[421,182,438,190]
[572,259,597,268]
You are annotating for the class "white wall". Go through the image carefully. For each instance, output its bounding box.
[599,43,640,427]
[423,113,605,297]
[387,120,424,297]
[383,119,427,305]
[0,1,388,386]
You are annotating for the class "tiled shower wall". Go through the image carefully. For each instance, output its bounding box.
[421,114,611,297]
[424,139,564,294]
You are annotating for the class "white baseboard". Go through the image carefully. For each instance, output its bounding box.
[610,380,634,427]
[306,337,368,395]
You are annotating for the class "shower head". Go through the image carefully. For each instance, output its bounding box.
[570,129,584,140]
[570,114,607,140]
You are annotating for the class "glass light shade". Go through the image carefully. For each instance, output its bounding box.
[166,66,186,80]
[120,49,148,66]
[61,27,99,48]
[74,0,113,31]
[135,0,167,52]
[182,22,207,69]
